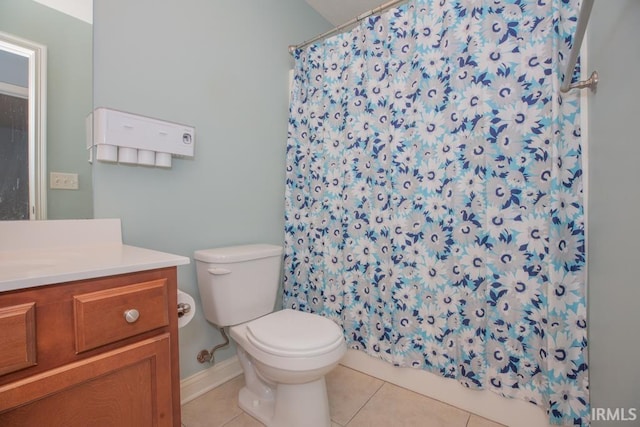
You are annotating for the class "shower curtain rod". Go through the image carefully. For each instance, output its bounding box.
[288,0,409,55]
[560,0,598,93]
[290,0,598,92]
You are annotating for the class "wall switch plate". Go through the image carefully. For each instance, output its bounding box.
[50,172,79,190]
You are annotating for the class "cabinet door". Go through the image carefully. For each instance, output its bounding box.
[0,333,174,427]
[0,302,36,375]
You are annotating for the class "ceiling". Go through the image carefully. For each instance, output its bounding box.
[33,0,92,23]
[34,0,388,28]
[305,0,389,26]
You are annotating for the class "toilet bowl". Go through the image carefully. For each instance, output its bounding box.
[230,309,346,426]
[194,244,346,427]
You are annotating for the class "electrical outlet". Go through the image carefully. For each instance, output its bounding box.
[50,172,79,190]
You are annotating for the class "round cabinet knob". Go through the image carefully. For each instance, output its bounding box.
[124,309,140,323]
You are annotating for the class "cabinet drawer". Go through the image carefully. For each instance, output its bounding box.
[73,279,169,353]
[0,303,36,376]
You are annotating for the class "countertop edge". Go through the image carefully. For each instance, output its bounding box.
[0,245,190,293]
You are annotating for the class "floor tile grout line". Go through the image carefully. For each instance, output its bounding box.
[339,371,478,427]
[369,376,477,426]
[221,411,245,427]
[342,379,387,426]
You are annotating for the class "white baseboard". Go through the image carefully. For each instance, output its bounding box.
[341,350,551,427]
[180,355,243,405]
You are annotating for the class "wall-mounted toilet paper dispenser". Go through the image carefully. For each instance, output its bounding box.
[177,302,191,318]
[177,289,196,328]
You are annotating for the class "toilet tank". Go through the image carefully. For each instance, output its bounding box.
[194,244,283,327]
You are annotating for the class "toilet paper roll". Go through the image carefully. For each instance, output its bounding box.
[177,289,196,328]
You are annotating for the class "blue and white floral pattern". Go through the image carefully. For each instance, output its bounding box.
[284,0,588,424]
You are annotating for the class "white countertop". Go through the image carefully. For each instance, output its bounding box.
[0,219,190,293]
[0,244,190,292]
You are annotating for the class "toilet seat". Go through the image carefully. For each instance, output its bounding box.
[246,309,344,358]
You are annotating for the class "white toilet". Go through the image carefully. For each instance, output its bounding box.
[194,244,346,427]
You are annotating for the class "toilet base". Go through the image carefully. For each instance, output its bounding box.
[238,378,331,427]
[238,386,275,425]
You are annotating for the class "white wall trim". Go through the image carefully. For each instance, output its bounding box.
[0,81,28,98]
[579,29,590,303]
[180,356,243,405]
[340,349,552,427]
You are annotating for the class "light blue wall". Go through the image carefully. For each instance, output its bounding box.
[92,1,640,417]
[92,0,330,379]
[0,0,93,219]
[588,1,640,425]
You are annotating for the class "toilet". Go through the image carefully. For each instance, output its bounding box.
[194,244,346,427]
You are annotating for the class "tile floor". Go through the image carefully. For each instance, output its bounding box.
[181,365,505,427]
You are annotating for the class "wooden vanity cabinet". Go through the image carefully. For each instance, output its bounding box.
[0,267,181,427]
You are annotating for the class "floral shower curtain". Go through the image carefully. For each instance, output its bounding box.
[284,0,588,424]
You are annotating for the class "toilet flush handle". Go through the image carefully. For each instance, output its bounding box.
[208,268,231,275]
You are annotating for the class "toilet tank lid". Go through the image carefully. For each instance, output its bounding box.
[194,244,283,263]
